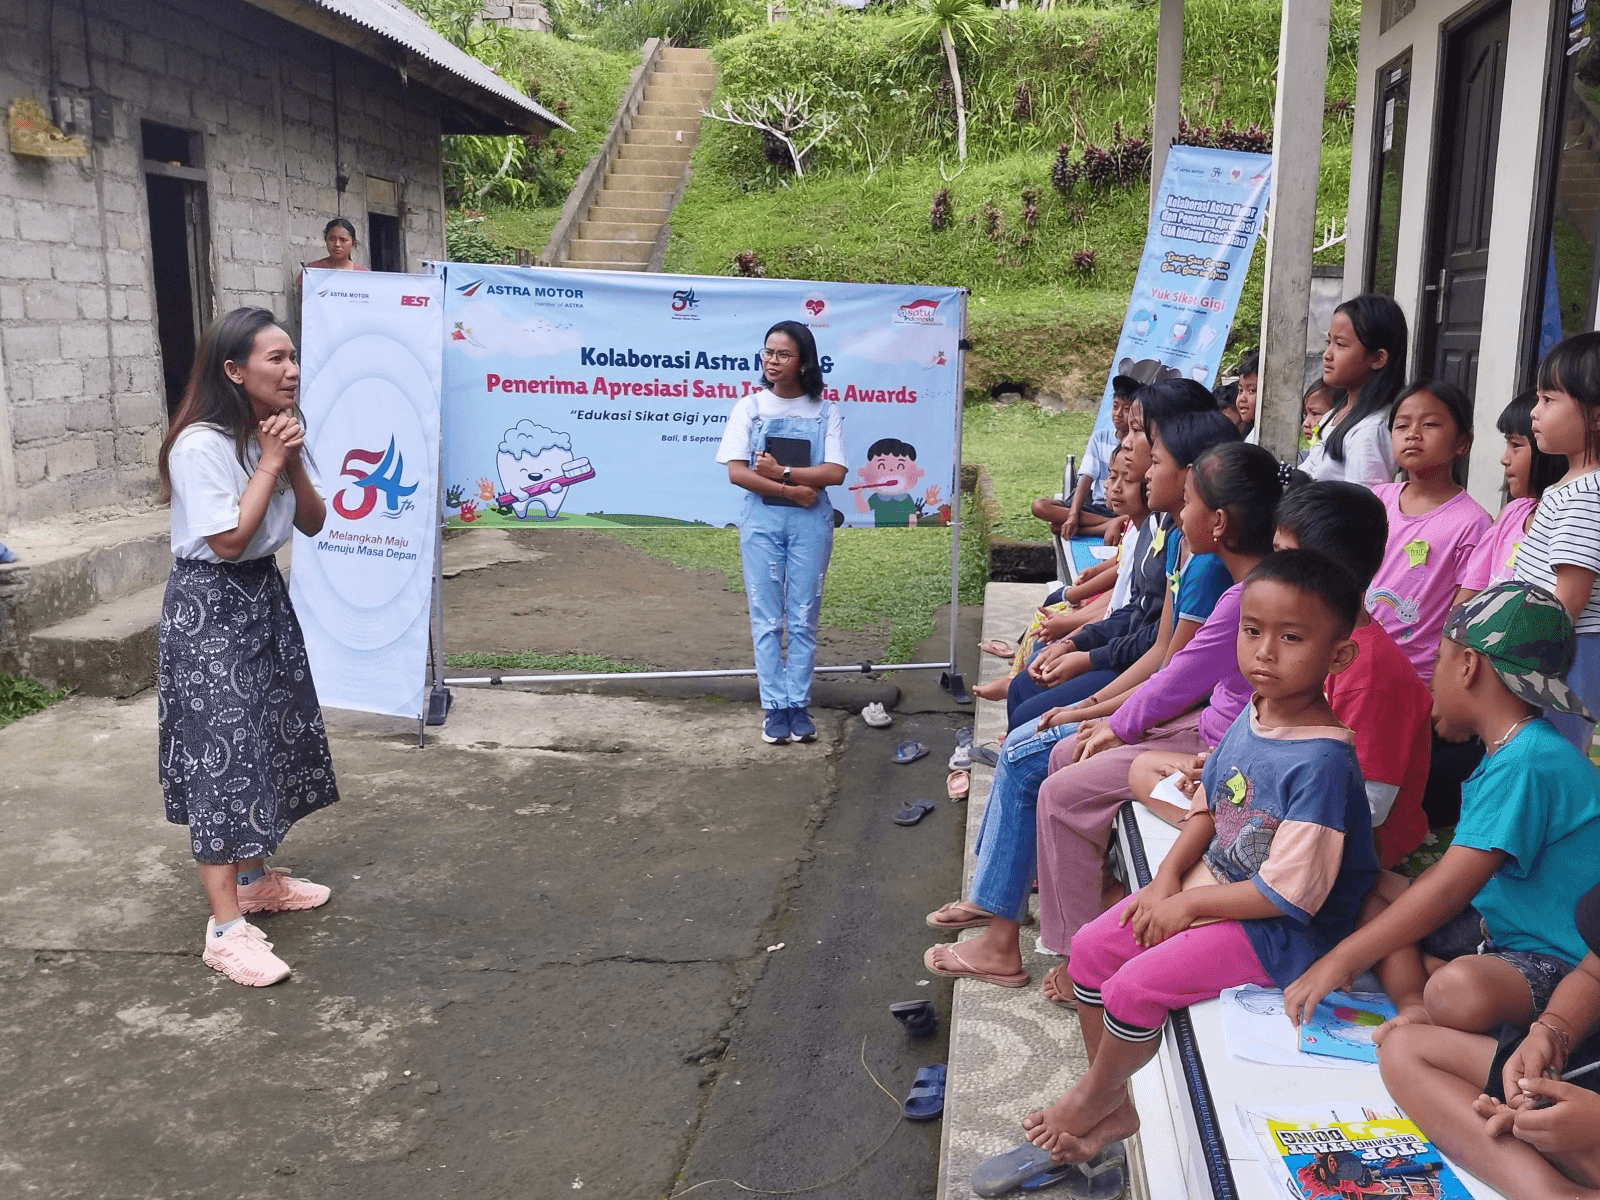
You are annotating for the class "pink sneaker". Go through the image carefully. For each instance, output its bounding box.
[202,919,291,986]
[236,867,331,914]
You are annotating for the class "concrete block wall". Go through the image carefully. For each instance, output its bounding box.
[0,0,449,531]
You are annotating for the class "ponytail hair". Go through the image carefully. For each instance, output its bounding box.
[1497,391,1567,500]
[1191,442,1293,557]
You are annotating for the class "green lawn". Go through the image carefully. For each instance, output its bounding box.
[964,402,1095,541]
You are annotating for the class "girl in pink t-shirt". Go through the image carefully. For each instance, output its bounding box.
[1367,381,1491,682]
[1458,392,1568,600]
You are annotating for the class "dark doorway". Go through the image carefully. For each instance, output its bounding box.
[143,122,213,413]
[1365,51,1411,297]
[368,211,402,272]
[1418,2,1510,398]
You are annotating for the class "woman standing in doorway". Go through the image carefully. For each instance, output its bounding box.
[157,307,340,987]
[304,217,368,272]
[715,321,848,745]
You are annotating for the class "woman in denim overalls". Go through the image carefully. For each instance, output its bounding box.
[717,321,847,744]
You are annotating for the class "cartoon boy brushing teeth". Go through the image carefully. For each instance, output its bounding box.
[850,438,943,526]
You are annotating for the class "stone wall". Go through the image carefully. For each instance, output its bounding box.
[0,0,448,529]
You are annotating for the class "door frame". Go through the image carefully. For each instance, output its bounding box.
[1519,0,1596,389]
[1415,0,1513,383]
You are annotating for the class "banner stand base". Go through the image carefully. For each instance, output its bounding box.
[940,670,973,705]
[426,685,453,727]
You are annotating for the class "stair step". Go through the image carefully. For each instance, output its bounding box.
[578,220,661,242]
[630,114,705,132]
[626,127,699,147]
[560,261,649,272]
[607,158,685,180]
[637,101,707,120]
[594,184,674,206]
[617,143,693,162]
[21,581,165,698]
[567,239,656,264]
[658,46,712,60]
[587,205,673,226]
[644,83,716,103]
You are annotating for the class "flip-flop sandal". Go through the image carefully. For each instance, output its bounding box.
[893,799,936,825]
[902,1063,946,1120]
[1020,1143,1127,1197]
[971,1143,1056,1197]
[980,640,1016,659]
[1040,962,1077,1007]
[861,702,893,728]
[969,743,999,768]
[889,999,937,1037]
[923,943,1030,987]
[925,902,1035,931]
[947,770,970,801]
[894,740,929,764]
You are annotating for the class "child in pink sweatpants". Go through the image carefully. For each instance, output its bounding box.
[1022,551,1380,1166]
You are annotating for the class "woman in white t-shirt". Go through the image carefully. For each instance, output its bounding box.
[714,321,847,746]
[1301,294,1408,487]
[155,307,339,988]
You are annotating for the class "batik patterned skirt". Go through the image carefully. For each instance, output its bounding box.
[158,556,339,864]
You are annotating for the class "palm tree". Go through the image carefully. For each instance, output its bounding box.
[897,0,994,164]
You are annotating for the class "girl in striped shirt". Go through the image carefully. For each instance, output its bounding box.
[1518,332,1600,751]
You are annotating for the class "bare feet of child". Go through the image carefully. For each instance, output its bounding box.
[1023,1091,1140,1163]
[1041,961,1076,1006]
[971,676,1012,702]
[1373,1003,1432,1044]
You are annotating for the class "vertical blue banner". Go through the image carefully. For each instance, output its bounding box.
[434,268,964,529]
[1093,146,1274,430]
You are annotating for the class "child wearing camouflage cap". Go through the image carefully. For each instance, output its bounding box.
[1283,581,1600,1040]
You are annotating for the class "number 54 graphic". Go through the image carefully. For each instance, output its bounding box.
[332,437,418,520]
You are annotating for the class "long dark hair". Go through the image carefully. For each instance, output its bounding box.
[1191,442,1288,556]
[763,320,824,399]
[323,216,358,244]
[1324,294,1408,464]
[1153,408,1241,467]
[158,307,294,501]
[1497,391,1567,499]
[1537,330,1600,464]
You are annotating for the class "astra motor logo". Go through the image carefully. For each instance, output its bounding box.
[670,288,700,318]
[332,437,419,520]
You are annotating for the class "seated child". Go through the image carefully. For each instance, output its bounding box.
[1033,383,1134,540]
[1216,351,1258,436]
[1283,582,1600,1036]
[975,451,1156,702]
[1377,880,1600,1200]
[1022,550,1378,1164]
[1368,380,1491,683]
[1130,481,1434,869]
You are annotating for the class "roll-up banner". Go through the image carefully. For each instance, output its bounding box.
[292,268,443,720]
[1092,145,1274,431]
[433,267,964,530]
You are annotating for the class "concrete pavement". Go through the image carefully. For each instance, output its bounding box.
[0,596,980,1199]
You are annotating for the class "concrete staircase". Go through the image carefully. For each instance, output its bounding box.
[561,47,715,272]
[0,511,174,698]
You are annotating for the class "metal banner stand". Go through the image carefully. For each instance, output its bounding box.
[425,285,974,723]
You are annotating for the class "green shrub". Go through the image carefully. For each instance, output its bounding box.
[0,673,69,731]
[445,213,514,263]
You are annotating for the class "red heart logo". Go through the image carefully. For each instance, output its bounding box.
[805,299,825,315]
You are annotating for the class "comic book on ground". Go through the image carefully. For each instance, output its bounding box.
[1246,1105,1473,1200]
[1295,991,1397,1064]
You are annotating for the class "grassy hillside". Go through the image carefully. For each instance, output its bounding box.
[661,0,1358,396]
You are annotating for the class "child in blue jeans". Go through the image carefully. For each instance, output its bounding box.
[1023,551,1379,1165]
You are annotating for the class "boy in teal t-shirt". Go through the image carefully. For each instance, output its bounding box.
[1284,582,1600,1035]
[1450,717,1600,967]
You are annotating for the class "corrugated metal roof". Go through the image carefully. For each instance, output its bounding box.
[293,0,571,132]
